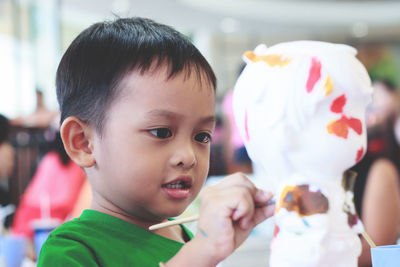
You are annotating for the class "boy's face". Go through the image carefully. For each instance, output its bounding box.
[90,65,215,222]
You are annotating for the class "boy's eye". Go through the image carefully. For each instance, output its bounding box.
[195,132,212,143]
[149,128,172,139]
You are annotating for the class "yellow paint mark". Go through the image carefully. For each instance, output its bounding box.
[276,185,297,214]
[243,51,292,68]
[324,75,333,95]
[327,120,335,134]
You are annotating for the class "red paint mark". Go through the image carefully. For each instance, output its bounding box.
[244,109,250,141]
[345,116,362,135]
[327,115,363,139]
[356,147,364,163]
[273,225,280,238]
[330,94,347,113]
[306,57,321,93]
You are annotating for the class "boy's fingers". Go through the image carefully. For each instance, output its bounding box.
[255,189,273,202]
[230,189,255,222]
[254,189,274,207]
[215,173,258,196]
[252,203,276,226]
[209,186,254,219]
[204,185,256,228]
[236,193,275,229]
[202,174,275,230]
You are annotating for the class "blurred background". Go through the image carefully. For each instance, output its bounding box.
[1,0,400,266]
[1,0,400,117]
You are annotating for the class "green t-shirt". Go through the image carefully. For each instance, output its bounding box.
[37,209,193,266]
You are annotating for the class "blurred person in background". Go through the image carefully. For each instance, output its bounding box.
[207,114,228,176]
[0,114,15,227]
[11,131,86,241]
[11,89,59,129]
[0,114,15,190]
[351,79,400,267]
[221,64,252,174]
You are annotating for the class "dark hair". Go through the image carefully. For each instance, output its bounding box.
[0,114,10,144]
[57,17,216,134]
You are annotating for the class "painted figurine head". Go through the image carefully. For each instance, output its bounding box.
[233,41,373,183]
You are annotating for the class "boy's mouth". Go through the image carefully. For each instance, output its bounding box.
[162,176,192,189]
[162,180,191,189]
[162,176,193,199]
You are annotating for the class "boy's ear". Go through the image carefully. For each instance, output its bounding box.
[60,117,96,168]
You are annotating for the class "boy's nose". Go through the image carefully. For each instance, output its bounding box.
[170,142,196,169]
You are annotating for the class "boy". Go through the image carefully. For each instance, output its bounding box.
[38,17,274,266]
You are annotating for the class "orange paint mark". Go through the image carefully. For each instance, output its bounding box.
[327,118,349,139]
[330,94,347,113]
[356,147,364,163]
[243,51,292,68]
[276,185,297,213]
[306,57,321,93]
[327,115,363,139]
[244,51,258,62]
[244,109,250,141]
[324,76,333,95]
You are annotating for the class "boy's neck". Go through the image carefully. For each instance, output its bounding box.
[153,226,186,243]
[90,198,162,229]
[90,200,186,243]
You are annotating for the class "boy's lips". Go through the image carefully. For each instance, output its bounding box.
[162,175,193,199]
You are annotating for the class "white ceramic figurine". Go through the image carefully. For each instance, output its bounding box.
[233,41,373,267]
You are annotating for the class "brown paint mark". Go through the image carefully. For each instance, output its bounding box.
[277,184,329,217]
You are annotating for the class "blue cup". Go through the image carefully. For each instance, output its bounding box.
[31,218,60,260]
[33,227,54,259]
[371,245,400,267]
[0,235,27,267]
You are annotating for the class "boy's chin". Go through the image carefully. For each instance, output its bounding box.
[162,206,189,219]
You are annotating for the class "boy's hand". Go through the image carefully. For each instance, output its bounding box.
[195,173,275,265]
[166,173,274,267]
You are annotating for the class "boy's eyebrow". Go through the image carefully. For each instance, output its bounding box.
[145,109,216,124]
[200,115,217,125]
[145,109,179,120]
